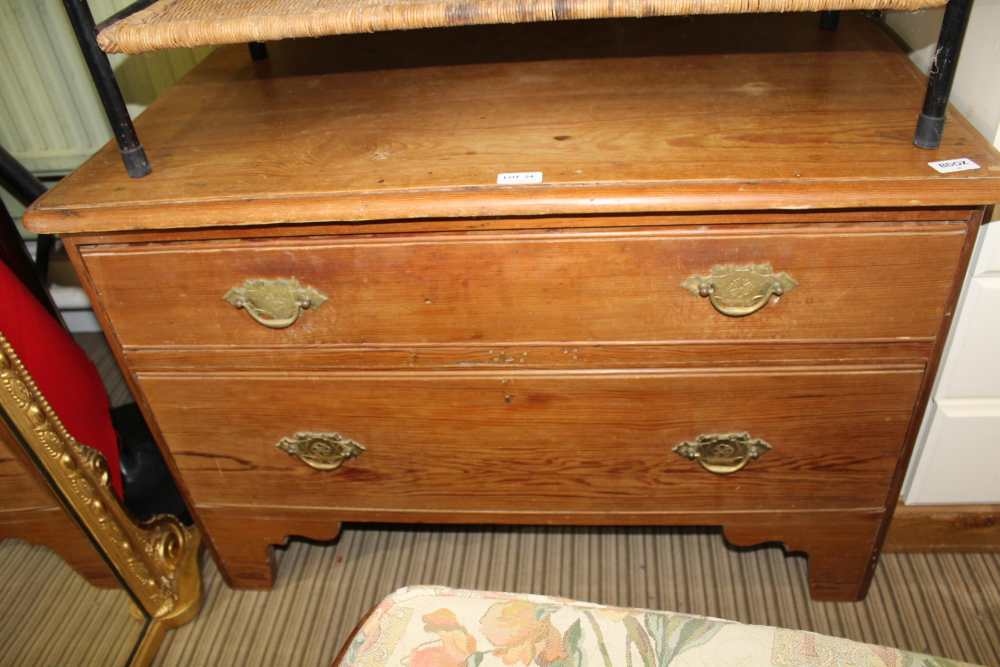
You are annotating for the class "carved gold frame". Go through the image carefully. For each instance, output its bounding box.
[0,331,201,665]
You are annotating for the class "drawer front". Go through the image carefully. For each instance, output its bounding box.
[138,367,922,513]
[0,430,60,511]
[82,223,965,349]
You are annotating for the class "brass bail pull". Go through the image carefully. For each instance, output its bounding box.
[223,278,328,329]
[672,432,772,475]
[682,263,797,317]
[276,432,365,471]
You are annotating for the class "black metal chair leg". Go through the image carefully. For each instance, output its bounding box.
[62,0,151,177]
[0,145,46,204]
[0,200,61,322]
[0,144,54,280]
[34,235,55,283]
[249,42,269,61]
[914,0,974,149]
[819,11,840,31]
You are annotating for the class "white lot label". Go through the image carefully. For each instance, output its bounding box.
[497,171,543,185]
[928,158,981,174]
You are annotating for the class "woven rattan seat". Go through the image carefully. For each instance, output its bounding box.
[97,0,946,53]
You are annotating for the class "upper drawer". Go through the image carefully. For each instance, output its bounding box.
[81,222,966,349]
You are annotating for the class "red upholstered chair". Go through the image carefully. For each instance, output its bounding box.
[0,258,124,496]
[0,195,190,524]
[0,201,123,586]
[0,213,202,658]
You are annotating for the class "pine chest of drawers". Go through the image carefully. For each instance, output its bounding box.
[25,15,1000,600]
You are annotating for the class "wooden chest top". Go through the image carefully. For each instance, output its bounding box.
[24,14,1000,236]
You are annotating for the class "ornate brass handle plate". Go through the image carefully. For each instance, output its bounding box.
[682,263,797,317]
[224,278,327,329]
[672,432,772,475]
[276,432,365,471]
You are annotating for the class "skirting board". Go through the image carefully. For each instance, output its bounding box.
[885,504,1000,552]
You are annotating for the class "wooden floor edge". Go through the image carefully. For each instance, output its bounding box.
[885,503,1000,552]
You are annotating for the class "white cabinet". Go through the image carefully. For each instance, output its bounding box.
[890,1,1000,504]
[907,401,1000,504]
[905,223,1000,503]
[934,249,1000,399]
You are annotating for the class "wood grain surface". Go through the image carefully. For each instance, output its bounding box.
[0,423,60,513]
[35,13,996,601]
[121,340,935,373]
[723,509,884,600]
[137,367,923,512]
[0,421,118,588]
[61,208,981,599]
[0,509,119,589]
[885,503,1000,552]
[24,14,1000,234]
[193,503,886,599]
[81,221,966,349]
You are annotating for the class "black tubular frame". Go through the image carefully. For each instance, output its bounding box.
[0,145,54,281]
[0,198,61,321]
[0,145,46,204]
[248,41,270,61]
[65,0,974,178]
[914,0,974,149]
[62,0,151,178]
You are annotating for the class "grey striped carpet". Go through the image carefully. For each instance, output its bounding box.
[154,528,1000,666]
[0,540,142,666]
[4,334,999,666]
[4,526,999,666]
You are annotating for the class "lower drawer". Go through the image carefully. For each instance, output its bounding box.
[138,367,923,514]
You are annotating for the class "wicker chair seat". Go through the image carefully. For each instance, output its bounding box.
[98,0,947,53]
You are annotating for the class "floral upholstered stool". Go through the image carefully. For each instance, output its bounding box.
[336,586,973,666]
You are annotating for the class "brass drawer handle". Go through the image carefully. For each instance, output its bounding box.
[276,432,365,471]
[673,432,771,475]
[682,263,797,317]
[224,278,327,329]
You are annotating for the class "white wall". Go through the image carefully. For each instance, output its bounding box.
[886,4,1000,504]
[0,0,210,176]
[885,1,1000,141]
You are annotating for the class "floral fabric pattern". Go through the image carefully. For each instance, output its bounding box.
[339,586,977,667]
